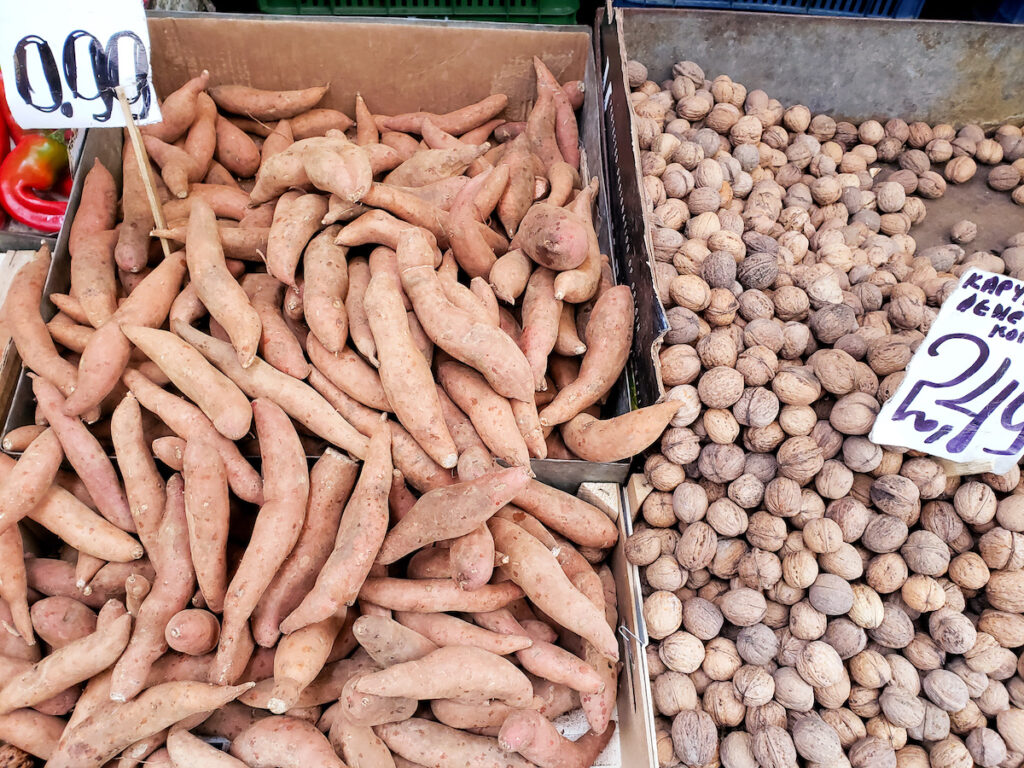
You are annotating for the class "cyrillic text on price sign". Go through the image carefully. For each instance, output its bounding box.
[0,0,161,128]
[871,269,1024,474]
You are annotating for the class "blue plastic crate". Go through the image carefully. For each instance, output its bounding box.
[612,0,923,18]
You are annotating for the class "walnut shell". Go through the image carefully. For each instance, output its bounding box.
[945,155,977,183]
[988,164,1021,192]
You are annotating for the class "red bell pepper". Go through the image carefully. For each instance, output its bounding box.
[0,131,69,232]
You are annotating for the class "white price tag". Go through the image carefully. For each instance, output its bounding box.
[871,269,1024,474]
[0,0,161,129]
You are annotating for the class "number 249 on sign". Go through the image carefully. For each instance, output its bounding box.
[872,269,1024,474]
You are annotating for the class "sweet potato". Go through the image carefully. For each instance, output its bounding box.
[0,601,130,714]
[176,324,369,458]
[385,144,488,188]
[29,596,96,649]
[378,718,535,768]
[539,284,633,426]
[181,434,231,614]
[123,574,151,618]
[358,578,523,614]
[32,376,134,532]
[355,645,531,707]
[518,267,561,390]
[377,465,529,564]
[395,612,532,656]
[48,680,252,768]
[489,517,618,660]
[0,456,142,565]
[0,525,31,643]
[0,708,66,759]
[166,728,247,768]
[3,247,79,400]
[205,158,243,188]
[342,256,377,365]
[526,79,562,171]
[308,337,390,412]
[303,142,373,203]
[152,224,268,262]
[143,136,203,199]
[489,248,531,305]
[1,424,44,452]
[379,95,508,136]
[429,698,521,731]
[69,160,118,316]
[241,275,310,379]
[328,714,395,768]
[123,325,254,441]
[110,475,195,701]
[252,449,357,647]
[142,71,210,143]
[302,226,348,354]
[407,546,453,579]
[213,400,309,684]
[210,84,329,121]
[266,613,343,714]
[291,109,354,139]
[447,165,504,279]
[307,371,452,494]
[533,58,580,170]
[544,161,577,208]
[400,238,532,402]
[279,422,390,635]
[228,715,343,768]
[351,616,436,669]
[500,710,614,768]
[0,428,62,533]
[437,361,529,467]
[215,115,261,178]
[322,195,368,226]
[265,191,329,288]
[110,395,166,554]
[563,400,683,462]
[184,199,263,367]
[75,551,105,593]
[360,183,449,245]
[63,251,188,417]
[553,180,601,303]
[364,270,457,468]
[124,369,263,504]
[164,609,220,656]
[511,203,589,271]
[554,303,587,356]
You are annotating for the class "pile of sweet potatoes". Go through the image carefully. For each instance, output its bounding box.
[0,61,673,767]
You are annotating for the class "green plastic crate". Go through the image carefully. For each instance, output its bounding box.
[256,0,579,23]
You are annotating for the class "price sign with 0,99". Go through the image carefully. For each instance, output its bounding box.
[871,269,1024,474]
[0,0,161,129]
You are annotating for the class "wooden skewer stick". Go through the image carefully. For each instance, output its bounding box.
[114,86,173,261]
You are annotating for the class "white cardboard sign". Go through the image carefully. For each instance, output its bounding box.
[871,269,1024,474]
[0,0,161,128]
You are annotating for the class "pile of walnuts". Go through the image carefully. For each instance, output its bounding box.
[623,58,1024,768]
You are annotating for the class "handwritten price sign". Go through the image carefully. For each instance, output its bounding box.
[871,269,1024,474]
[0,0,161,128]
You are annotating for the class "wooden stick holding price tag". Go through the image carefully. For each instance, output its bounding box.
[114,86,172,261]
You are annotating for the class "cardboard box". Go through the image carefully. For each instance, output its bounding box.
[1,14,656,766]
[3,12,642,486]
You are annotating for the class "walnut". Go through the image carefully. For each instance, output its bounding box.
[929,607,977,654]
[671,709,718,768]
[829,391,880,435]
[697,366,745,409]
[776,435,825,485]
[737,252,779,290]
[626,60,649,88]
[945,155,977,183]
[645,590,684,640]
[988,164,1021,191]
[916,170,947,198]
[626,526,679,566]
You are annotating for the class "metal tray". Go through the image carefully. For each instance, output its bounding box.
[597,7,1024,402]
